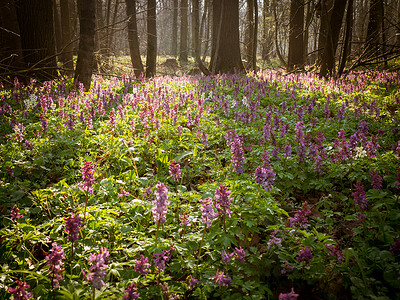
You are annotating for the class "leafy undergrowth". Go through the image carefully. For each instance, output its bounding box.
[1,70,400,300]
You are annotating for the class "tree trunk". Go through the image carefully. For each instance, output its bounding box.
[317,0,333,64]
[74,0,95,90]
[145,0,157,77]
[338,0,353,76]
[15,0,57,80]
[53,0,63,58]
[319,0,347,78]
[397,0,400,48]
[126,0,143,78]
[212,0,245,74]
[171,0,178,56]
[365,0,384,58]
[202,0,211,60]
[287,0,304,71]
[246,0,254,69]
[179,0,188,62]
[253,0,258,70]
[272,0,287,67]
[0,0,25,77]
[193,0,210,74]
[60,0,74,71]
[303,0,315,64]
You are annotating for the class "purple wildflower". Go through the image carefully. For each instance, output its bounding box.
[324,244,343,263]
[109,108,116,129]
[230,135,245,174]
[199,197,216,228]
[118,187,130,198]
[215,184,233,218]
[152,182,170,224]
[390,238,400,256]
[221,250,234,264]
[267,231,282,249]
[188,276,198,289]
[168,160,182,180]
[134,255,150,275]
[6,166,14,178]
[8,280,33,300]
[352,181,367,210]
[179,211,191,227]
[356,212,366,224]
[153,248,173,273]
[297,246,313,267]
[279,288,299,300]
[281,261,293,274]
[213,269,232,287]
[370,170,383,190]
[64,213,83,242]
[284,144,292,159]
[123,282,140,300]
[288,202,312,228]
[84,247,110,290]
[396,166,400,189]
[46,242,65,289]
[254,166,276,192]
[10,205,23,221]
[234,246,246,263]
[82,161,95,194]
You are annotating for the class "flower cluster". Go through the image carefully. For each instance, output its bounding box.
[288,202,312,228]
[352,181,367,210]
[10,204,23,221]
[8,280,33,300]
[179,211,191,227]
[215,184,233,218]
[134,254,150,275]
[123,282,140,300]
[230,135,245,174]
[390,238,400,256]
[254,165,276,191]
[324,244,343,263]
[279,288,299,300]
[188,275,198,289]
[267,230,282,249]
[64,213,83,242]
[234,246,246,263]
[153,248,173,273]
[281,261,294,274]
[221,250,234,264]
[297,246,313,267]
[213,269,232,286]
[46,242,65,289]
[82,161,95,194]
[370,170,383,190]
[152,182,170,224]
[84,247,110,290]
[199,197,216,228]
[168,160,182,180]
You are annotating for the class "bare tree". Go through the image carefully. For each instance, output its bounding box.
[145,0,157,77]
[126,0,143,78]
[60,0,74,71]
[74,0,96,89]
[171,0,178,56]
[179,0,188,62]
[287,0,304,71]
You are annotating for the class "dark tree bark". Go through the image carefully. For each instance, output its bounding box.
[287,0,304,71]
[15,0,57,80]
[179,0,188,62]
[53,0,63,57]
[303,0,315,64]
[253,0,258,70]
[126,0,143,78]
[171,0,178,56]
[145,0,157,77]
[74,0,96,90]
[0,0,25,76]
[202,0,211,60]
[211,0,245,74]
[193,0,210,74]
[272,0,287,67]
[365,0,384,58]
[60,0,74,71]
[319,0,347,78]
[316,0,333,64]
[246,0,255,68]
[338,0,353,76]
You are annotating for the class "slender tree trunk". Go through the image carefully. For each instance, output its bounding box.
[397,0,400,47]
[253,0,258,70]
[74,0,96,90]
[0,0,25,76]
[202,0,211,60]
[126,0,143,78]
[287,0,304,71]
[15,0,57,80]
[365,0,384,58]
[246,0,254,69]
[60,0,74,71]
[193,0,210,74]
[171,0,178,56]
[272,0,287,67]
[53,0,63,58]
[179,0,188,62]
[304,0,315,64]
[319,0,347,78]
[212,0,244,74]
[338,0,353,76]
[145,0,157,77]
[317,0,333,63]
